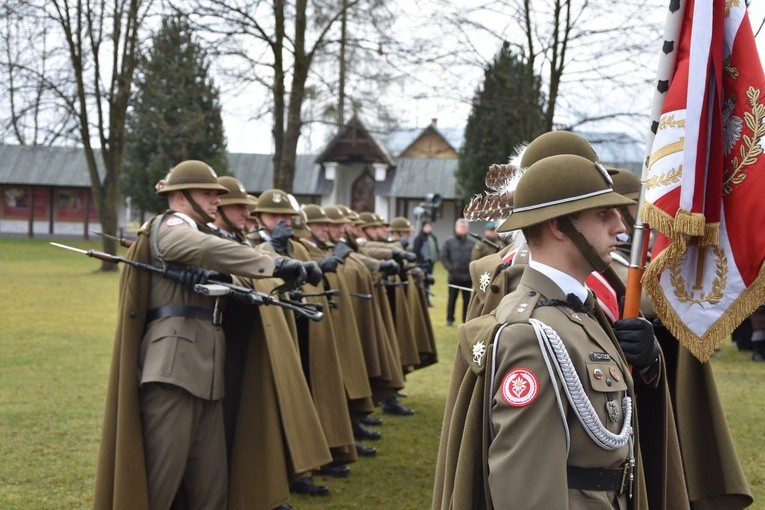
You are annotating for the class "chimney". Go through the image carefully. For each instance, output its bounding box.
[431,118,438,126]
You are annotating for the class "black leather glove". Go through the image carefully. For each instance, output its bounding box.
[273,257,307,288]
[176,265,230,290]
[270,220,293,255]
[392,250,417,264]
[302,261,323,286]
[614,317,660,369]
[318,255,343,273]
[332,241,353,261]
[378,259,400,276]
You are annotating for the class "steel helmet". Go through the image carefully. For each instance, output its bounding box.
[156,160,228,196]
[253,189,300,214]
[498,154,635,232]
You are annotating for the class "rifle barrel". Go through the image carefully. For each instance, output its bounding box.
[467,232,500,252]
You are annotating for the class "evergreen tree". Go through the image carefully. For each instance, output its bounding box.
[123,15,228,215]
[456,42,545,204]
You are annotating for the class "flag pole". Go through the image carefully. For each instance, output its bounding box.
[623,0,687,319]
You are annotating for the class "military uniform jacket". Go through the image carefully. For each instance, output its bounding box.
[139,212,274,400]
[433,266,651,510]
[92,217,280,510]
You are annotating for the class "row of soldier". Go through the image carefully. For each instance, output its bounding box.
[434,131,753,509]
[92,161,437,510]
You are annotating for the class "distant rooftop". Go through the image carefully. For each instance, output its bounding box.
[377,120,464,157]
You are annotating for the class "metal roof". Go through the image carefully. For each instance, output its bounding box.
[0,144,324,196]
[389,158,459,199]
[0,143,105,186]
[227,153,324,196]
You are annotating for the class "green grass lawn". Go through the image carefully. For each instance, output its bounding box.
[0,237,762,509]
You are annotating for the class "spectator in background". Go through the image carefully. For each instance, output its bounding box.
[413,220,439,307]
[441,218,474,325]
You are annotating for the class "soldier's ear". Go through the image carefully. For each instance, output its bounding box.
[548,218,568,241]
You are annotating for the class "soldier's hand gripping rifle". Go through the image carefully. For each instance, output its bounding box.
[50,242,324,321]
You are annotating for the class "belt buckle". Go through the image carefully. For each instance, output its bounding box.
[619,460,634,497]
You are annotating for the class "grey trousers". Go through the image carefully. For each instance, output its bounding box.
[139,383,227,510]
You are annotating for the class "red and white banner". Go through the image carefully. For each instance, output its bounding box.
[642,0,765,362]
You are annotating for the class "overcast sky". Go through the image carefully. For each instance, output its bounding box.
[220,2,765,156]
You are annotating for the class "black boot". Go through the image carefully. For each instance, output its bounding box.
[353,419,382,440]
[380,396,414,416]
[289,476,329,496]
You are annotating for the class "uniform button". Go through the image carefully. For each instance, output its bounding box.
[171,330,177,335]
[606,378,613,386]
[259,268,265,273]
[130,311,137,318]
[490,284,500,293]
[527,291,537,297]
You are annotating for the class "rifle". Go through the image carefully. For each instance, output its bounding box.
[50,242,324,321]
[467,231,501,252]
[290,288,341,310]
[91,230,135,249]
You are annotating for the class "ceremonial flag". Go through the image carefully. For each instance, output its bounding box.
[641,0,765,362]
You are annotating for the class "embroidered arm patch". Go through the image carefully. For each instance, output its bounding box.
[500,368,539,407]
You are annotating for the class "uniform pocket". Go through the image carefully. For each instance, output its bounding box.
[142,319,197,376]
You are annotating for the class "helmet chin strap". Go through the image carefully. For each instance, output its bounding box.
[182,190,215,224]
[219,207,245,242]
[557,216,626,298]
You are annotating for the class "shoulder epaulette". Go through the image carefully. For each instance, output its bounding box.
[497,289,541,326]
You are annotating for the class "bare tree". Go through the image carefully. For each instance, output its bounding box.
[0,1,76,145]
[418,0,665,140]
[181,0,432,190]
[43,0,153,268]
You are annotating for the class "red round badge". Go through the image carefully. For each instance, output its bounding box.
[500,368,540,407]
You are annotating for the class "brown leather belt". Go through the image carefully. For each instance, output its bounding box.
[567,463,633,495]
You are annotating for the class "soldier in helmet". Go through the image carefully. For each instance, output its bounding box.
[433,154,668,509]
[93,160,293,509]
[324,205,409,432]
[209,176,258,244]
[253,191,358,496]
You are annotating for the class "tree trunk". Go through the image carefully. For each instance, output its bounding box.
[271,0,286,186]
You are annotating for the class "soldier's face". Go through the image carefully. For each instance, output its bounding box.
[222,204,250,230]
[259,213,293,231]
[311,222,331,243]
[570,207,626,267]
[328,223,345,241]
[185,189,221,221]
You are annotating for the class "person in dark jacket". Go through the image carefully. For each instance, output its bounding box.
[412,220,439,306]
[440,218,474,325]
